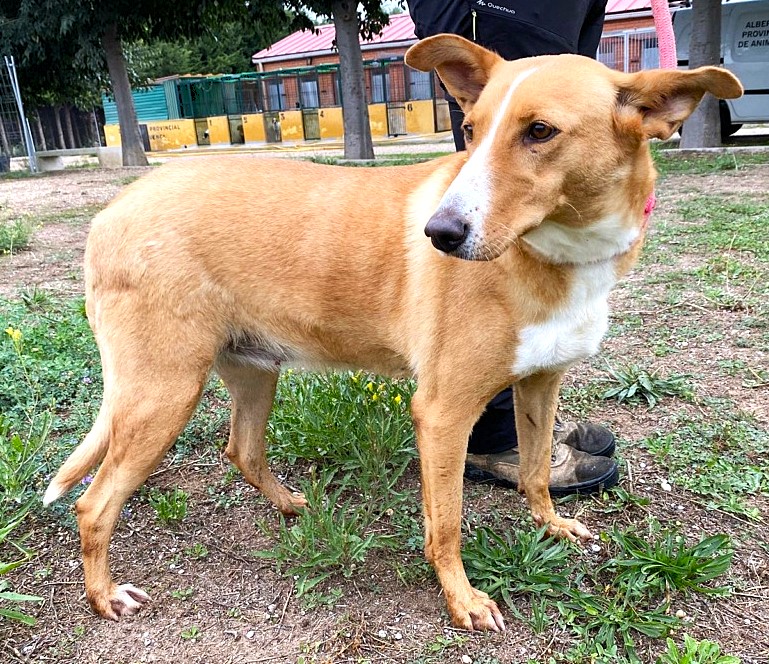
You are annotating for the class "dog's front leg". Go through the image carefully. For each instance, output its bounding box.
[411,388,505,632]
[513,372,592,542]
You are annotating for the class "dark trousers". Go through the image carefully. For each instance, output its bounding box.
[446,96,519,455]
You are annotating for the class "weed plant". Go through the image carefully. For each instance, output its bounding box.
[147,488,189,524]
[602,363,694,407]
[255,467,408,596]
[268,370,416,485]
[0,507,43,625]
[656,634,741,664]
[0,213,34,255]
[462,517,734,664]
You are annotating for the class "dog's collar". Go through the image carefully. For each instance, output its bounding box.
[642,192,656,229]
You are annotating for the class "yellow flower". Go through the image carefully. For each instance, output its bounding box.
[366,381,374,393]
[5,327,22,344]
[393,394,402,405]
[371,393,379,401]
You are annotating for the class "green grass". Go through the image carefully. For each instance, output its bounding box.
[257,370,418,600]
[255,468,401,597]
[0,506,43,626]
[651,147,769,178]
[649,198,769,262]
[643,412,768,520]
[0,213,35,255]
[309,151,451,167]
[461,517,734,664]
[32,204,103,227]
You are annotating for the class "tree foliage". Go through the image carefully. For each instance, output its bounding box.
[0,0,303,164]
[283,0,396,159]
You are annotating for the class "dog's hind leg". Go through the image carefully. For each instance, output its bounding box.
[216,361,307,515]
[72,350,210,620]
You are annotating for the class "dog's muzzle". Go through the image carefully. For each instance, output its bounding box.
[425,211,469,254]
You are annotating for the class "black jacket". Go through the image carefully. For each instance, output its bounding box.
[407,0,608,61]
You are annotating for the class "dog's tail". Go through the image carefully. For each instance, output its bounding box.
[43,406,110,506]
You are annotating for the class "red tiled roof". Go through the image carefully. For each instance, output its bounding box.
[253,12,417,62]
[607,0,652,12]
[253,2,655,62]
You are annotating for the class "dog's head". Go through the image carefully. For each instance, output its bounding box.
[405,35,743,263]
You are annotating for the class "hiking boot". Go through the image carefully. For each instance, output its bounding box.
[465,441,619,496]
[553,420,616,458]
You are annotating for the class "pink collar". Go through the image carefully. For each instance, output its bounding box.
[642,192,656,229]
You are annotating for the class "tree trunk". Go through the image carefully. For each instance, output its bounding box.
[680,0,722,148]
[54,106,66,149]
[63,104,76,148]
[34,112,47,151]
[0,119,10,155]
[102,22,148,166]
[332,1,375,160]
[92,110,104,147]
[70,106,83,148]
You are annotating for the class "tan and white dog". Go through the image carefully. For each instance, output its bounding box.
[44,35,742,631]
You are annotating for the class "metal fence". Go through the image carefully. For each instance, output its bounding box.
[0,55,36,171]
[598,28,660,73]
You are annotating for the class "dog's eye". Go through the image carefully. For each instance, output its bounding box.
[462,123,474,143]
[526,121,557,142]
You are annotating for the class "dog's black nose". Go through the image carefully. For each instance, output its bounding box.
[425,212,469,253]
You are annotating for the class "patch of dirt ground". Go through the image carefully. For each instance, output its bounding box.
[1,162,768,664]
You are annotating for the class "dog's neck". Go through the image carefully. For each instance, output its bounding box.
[519,211,643,266]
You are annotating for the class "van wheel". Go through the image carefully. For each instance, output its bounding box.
[720,101,742,140]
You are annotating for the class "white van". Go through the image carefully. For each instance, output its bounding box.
[674,0,769,135]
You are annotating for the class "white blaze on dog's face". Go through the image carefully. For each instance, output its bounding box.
[405,35,743,264]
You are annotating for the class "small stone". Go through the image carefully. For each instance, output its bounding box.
[394,632,403,640]
[246,630,255,639]
[590,543,601,553]
[462,656,473,664]
[744,618,751,626]
[378,629,388,639]
[267,603,277,613]
[675,609,687,619]
[661,480,672,492]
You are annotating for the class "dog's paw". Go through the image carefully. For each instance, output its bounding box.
[278,491,308,516]
[448,587,506,632]
[90,583,151,620]
[535,514,592,543]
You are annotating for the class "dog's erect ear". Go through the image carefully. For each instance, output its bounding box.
[615,66,743,140]
[405,34,503,111]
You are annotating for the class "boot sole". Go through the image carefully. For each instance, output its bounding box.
[464,460,620,496]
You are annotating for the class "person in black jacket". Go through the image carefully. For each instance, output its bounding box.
[407,0,619,495]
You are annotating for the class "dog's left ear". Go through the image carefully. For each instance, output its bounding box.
[405,34,503,112]
[615,66,743,140]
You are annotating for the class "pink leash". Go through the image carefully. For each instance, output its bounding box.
[642,0,678,221]
[651,0,678,69]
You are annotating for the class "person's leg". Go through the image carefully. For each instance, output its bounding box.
[447,96,466,151]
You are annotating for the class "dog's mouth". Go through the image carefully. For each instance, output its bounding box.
[424,210,531,261]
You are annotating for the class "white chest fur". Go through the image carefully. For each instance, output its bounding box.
[512,262,615,378]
